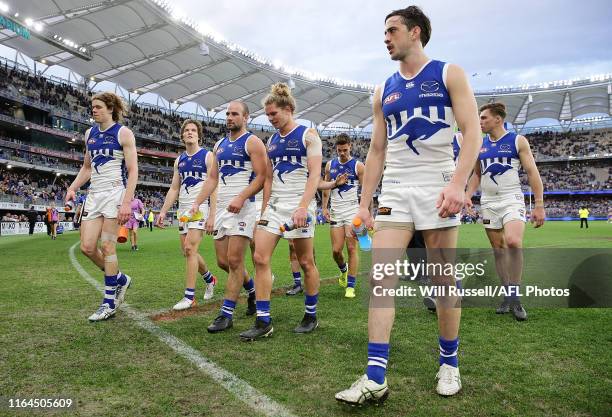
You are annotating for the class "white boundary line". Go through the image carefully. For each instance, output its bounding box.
[69,242,298,417]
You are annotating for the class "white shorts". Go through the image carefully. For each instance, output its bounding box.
[214,200,257,240]
[177,204,210,235]
[481,196,526,229]
[376,185,460,230]
[258,197,316,239]
[254,200,263,222]
[82,188,125,221]
[330,203,359,228]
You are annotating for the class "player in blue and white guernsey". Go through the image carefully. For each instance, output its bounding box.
[156,120,219,311]
[65,92,137,322]
[465,102,545,321]
[239,83,323,341]
[321,133,365,299]
[192,101,267,333]
[336,6,482,404]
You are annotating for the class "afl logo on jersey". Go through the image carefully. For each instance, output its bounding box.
[383,92,401,105]
[421,81,440,93]
[88,138,96,144]
[480,148,487,153]
[268,144,277,152]
[179,162,186,167]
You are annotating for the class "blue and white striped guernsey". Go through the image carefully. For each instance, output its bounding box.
[86,123,126,192]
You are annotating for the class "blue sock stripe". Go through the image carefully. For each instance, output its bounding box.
[347,275,356,288]
[202,271,213,283]
[104,274,118,286]
[292,271,302,285]
[366,342,390,384]
[255,300,271,322]
[304,294,318,316]
[243,278,255,292]
[116,272,127,286]
[220,299,237,318]
[185,288,195,300]
[439,337,459,367]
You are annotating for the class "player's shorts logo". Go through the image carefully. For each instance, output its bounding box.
[383,92,401,105]
[377,207,392,215]
[483,219,490,224]
[258,220,269,226]
[421,80,440,92]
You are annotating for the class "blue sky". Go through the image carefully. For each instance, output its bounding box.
[174,0,612,90]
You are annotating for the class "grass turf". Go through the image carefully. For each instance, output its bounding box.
[1,221,611,416]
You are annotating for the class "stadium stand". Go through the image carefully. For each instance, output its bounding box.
[0,60,609,223]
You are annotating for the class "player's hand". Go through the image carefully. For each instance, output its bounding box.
[355,206,374,232]
[436,182,465,218]
[205,214,215,235]
[189,202,199,218]
[65,189,76,205]
[335,173,348,187]
[322,207,330,222]
[117,201,131,225]
[227,195,245,214]
[155,212,166,228]
[531,206,545,228]
[292,207,309,228]
[464,193,474,211]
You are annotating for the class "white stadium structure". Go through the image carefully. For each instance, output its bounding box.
[0,0,610,133]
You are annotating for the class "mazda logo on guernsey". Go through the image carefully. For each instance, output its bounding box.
[421,81,440,92]
[383,92,401,105]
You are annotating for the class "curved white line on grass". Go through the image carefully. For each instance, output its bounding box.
[69,242,298,417]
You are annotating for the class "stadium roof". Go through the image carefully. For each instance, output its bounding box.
[0,0,610,128]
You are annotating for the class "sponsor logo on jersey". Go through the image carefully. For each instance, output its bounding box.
[377,207,392,215]
[421,80,440,93]
[232,146,244,155]
[499,144,512,153]
[287,139,300,149]
[384,92,402,105]
[389,116,450,155]
[192,158,203,167]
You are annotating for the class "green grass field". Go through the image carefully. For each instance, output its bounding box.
[1,221,611,417]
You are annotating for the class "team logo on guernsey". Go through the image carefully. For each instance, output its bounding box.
[219,165,247,185]
[336,183,355,199]
[389,116,450,155]
[384,92,401,105]
[273,160,304,183]
[482,162,512,185]
[91,154,115,174]
[181,176,202,194]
